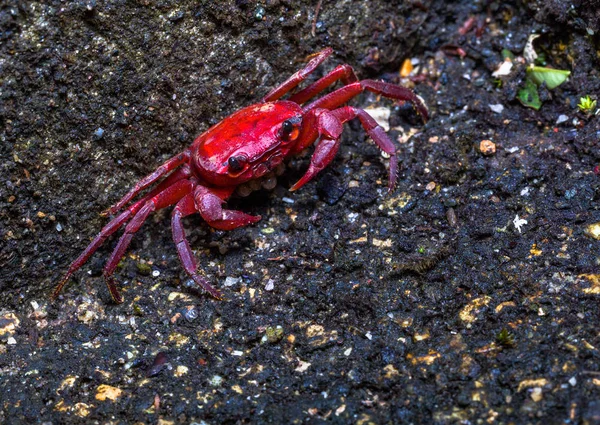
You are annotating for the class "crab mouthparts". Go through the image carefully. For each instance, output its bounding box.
[251,152,284,177]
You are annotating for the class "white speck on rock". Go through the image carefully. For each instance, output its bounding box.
[530,387,543,402]
[363,106,391,131]
[492,59,513,77]
[513,215,527,234]
[489,104,504,114]
[295,360,311,373]
[209,375,223,386]
[347,212,359,223]
[224,276,240,287]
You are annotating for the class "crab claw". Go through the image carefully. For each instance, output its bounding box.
[290,137,340,192]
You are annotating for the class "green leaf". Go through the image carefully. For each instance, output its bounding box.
[501,49,515,60]
[534,52,547,66]
[518,79,542,110]
[526,66,570,89]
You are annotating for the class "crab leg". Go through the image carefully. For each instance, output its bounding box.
[194,186,262,231]
[103,150,191,216]
[289,109,343,192]
[288,64,358,105]
[52,208,136,301]
[101,178,196,303]
[51,166,193,300]
[303,80,429,123]
[331,106,399,191]
[171,193,222,299]
[262,48,333,102]
[290,105,401,192]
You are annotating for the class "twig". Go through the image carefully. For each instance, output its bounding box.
[311,0,323,37]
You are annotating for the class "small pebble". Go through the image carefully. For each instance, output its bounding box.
[556,114,569,124]
[56,223,63,232]
[152,270,160,277]
[265,279,275,291]
[479,140,496,156]
[147,352,168,377]
[530,387,543,402]
[168,9,184,21]
[209,375,223,387]
[264,326,284,343]
[94,128,105,139]
[223,276,240,287]
[174,365,189,377]
[489,104,504,114]
[446,208,458,227]
[584,223,600,240]
[443,198,458,207]
[564,188,577,200]
[184,308,198,321]
[254,6,265,20]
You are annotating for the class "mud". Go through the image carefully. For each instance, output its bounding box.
[1,0,599,423]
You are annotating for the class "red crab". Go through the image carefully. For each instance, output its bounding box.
[53,48,428,303]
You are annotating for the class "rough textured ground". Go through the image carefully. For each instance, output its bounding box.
[1,0,600,424]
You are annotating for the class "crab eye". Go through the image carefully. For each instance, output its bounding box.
[282,120,293,135]
[228,155,247,173]
[280,117,301,141]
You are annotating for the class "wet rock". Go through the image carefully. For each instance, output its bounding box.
[147,352,168,377]
[316,173,346,205]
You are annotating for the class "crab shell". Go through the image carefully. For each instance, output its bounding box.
[192,102,303,186]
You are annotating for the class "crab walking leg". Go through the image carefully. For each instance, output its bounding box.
[288,64,358,105]
[262,48,333,102]
[303,80,429,123]
[289,109,344,192]
[103,150,192,216]
[194,186,262,231]
[52,208,135,300]
[101,179,196,303]
[51,166,193,300]
[331,106,399,191]
[171,194,222,299]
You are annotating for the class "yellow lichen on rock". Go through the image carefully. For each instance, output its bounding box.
[459,296,492,323]
[95,384,123,401]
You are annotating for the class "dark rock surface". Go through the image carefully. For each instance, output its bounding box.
[1,0,599,423]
